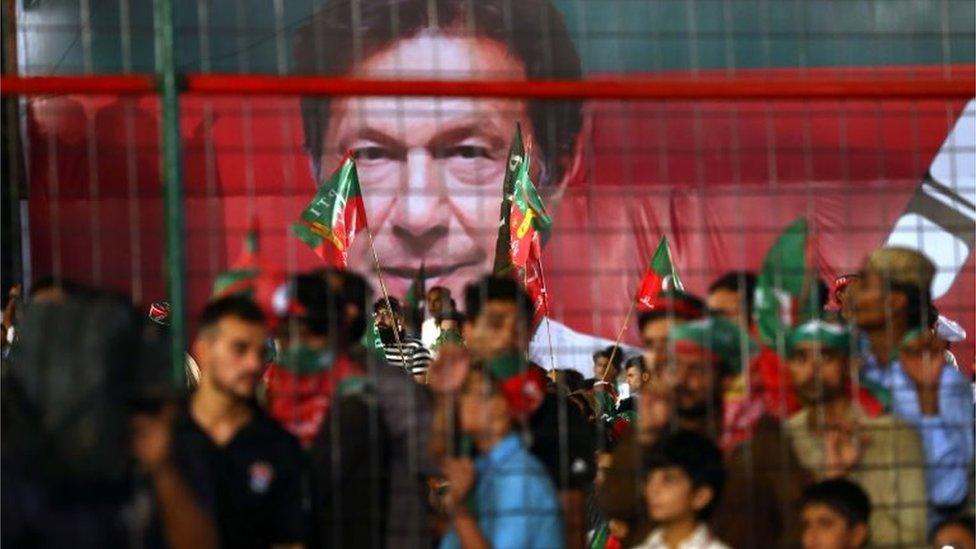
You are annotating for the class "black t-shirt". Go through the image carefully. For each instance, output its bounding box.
[527,392,596,490]
[170,405,307,549]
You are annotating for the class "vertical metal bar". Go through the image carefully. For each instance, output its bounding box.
[154,0,186,387]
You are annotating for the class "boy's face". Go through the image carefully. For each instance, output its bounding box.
[800,503,867,549]
[462,300,530,360]
[625,365,648,392]
[644,466,712,525]
[458,371,507,438]
[640,316,674,374]
[593,356,618,381]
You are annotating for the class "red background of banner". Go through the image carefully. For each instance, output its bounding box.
[24,66,974,372]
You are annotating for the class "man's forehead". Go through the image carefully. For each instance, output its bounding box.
[352,34,526,80]
[215,316,266,339]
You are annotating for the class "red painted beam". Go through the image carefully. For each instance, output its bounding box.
[184,74,974,100]
[0,75,156,95]
[2,73,972,100]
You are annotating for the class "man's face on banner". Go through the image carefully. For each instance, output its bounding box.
[322,35,546,297]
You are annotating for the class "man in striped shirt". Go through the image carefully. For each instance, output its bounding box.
[373,297,432,382]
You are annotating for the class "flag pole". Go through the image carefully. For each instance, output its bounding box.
[534,257,558,372]
[601,299,637,382]
[363,223,411,374]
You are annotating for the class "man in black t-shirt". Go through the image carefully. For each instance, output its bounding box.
[173,296,307,549]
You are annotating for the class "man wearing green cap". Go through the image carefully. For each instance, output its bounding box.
[601,316,809,548]
[852,246,974,514]
[784,319,927,547]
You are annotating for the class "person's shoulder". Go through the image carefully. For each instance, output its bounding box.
[249,409,304,455]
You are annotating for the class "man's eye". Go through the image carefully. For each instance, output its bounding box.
[442,145,491,159]
[352,146,393,161]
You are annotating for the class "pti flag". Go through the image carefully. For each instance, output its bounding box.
[635,235,684,311]
[213,218,283,317]
[293,154,368,268]
[753,217,817,347]
[522,234,550,329]
[492,124,528,276]
[509,152,552,268]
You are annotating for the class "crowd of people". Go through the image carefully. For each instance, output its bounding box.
[1,244,973,549]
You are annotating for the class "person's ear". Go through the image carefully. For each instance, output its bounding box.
[191,336,209,372]
[848,522,869,548]
[691,485,714,514]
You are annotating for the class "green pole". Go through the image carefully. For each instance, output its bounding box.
[154,0,187,387]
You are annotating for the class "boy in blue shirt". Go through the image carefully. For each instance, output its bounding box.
[439,359,564,549]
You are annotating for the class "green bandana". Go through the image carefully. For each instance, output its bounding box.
[786,320,851,355]
[669,316,757,374]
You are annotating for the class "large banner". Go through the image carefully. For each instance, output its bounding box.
[21,0,975,371]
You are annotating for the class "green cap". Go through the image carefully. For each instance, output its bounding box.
[786,319,851,355]
[668,316,757,374]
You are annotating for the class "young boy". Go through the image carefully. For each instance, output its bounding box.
[635,430,729,549]
[439,360,563,549]
[798,479,871,549]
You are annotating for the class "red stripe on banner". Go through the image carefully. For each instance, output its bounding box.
[2,72,972,99]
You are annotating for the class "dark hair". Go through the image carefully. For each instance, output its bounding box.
[707,271,757,320]
[373,296,404,316]
[931,515,976,543]
[593,346,623,371]
[293,0,583,184]
[463,275,533,336]
[636,291,707,332]
[800,479,871,527]
[313,268,373,342]
[198,296,266,332]
[643,430,725,520]
[428,286,451,298]
[624,355,646,373]
[282,273,351,344]
[29,276,85,298]
[435,309,466,325]
[888,281,936,330]
[554,368,585,392]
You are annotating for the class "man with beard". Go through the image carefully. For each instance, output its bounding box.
[851,247,973,518]
[373,297,432,382]
[171,296,307,549]
[785,319,927,547]
[599,316,810,548]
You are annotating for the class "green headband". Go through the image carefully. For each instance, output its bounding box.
[786,320,851,355]
[668,316,757,374]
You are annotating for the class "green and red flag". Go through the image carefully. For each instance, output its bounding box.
[508,152,552,268]
[753,217,818,347]
[212,217,283,318]
[492,124,527,276]
[292,153,368,268]
[522,235,550,329]
[635,235,684,311]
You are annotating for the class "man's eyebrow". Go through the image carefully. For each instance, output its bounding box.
[341,127,406,151]
[427,124,506,151]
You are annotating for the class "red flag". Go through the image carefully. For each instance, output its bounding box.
[635,235,684,311]
[213,217,284,321]
[521,233,549,329]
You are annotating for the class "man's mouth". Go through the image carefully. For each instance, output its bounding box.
[380,259,484,280]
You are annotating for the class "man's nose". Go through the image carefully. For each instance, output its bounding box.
[391,149,449,255]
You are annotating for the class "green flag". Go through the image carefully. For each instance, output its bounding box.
[492,124,527,276]
[753,217,818,347]
[292,154,368,268]
[635,235,683,311]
